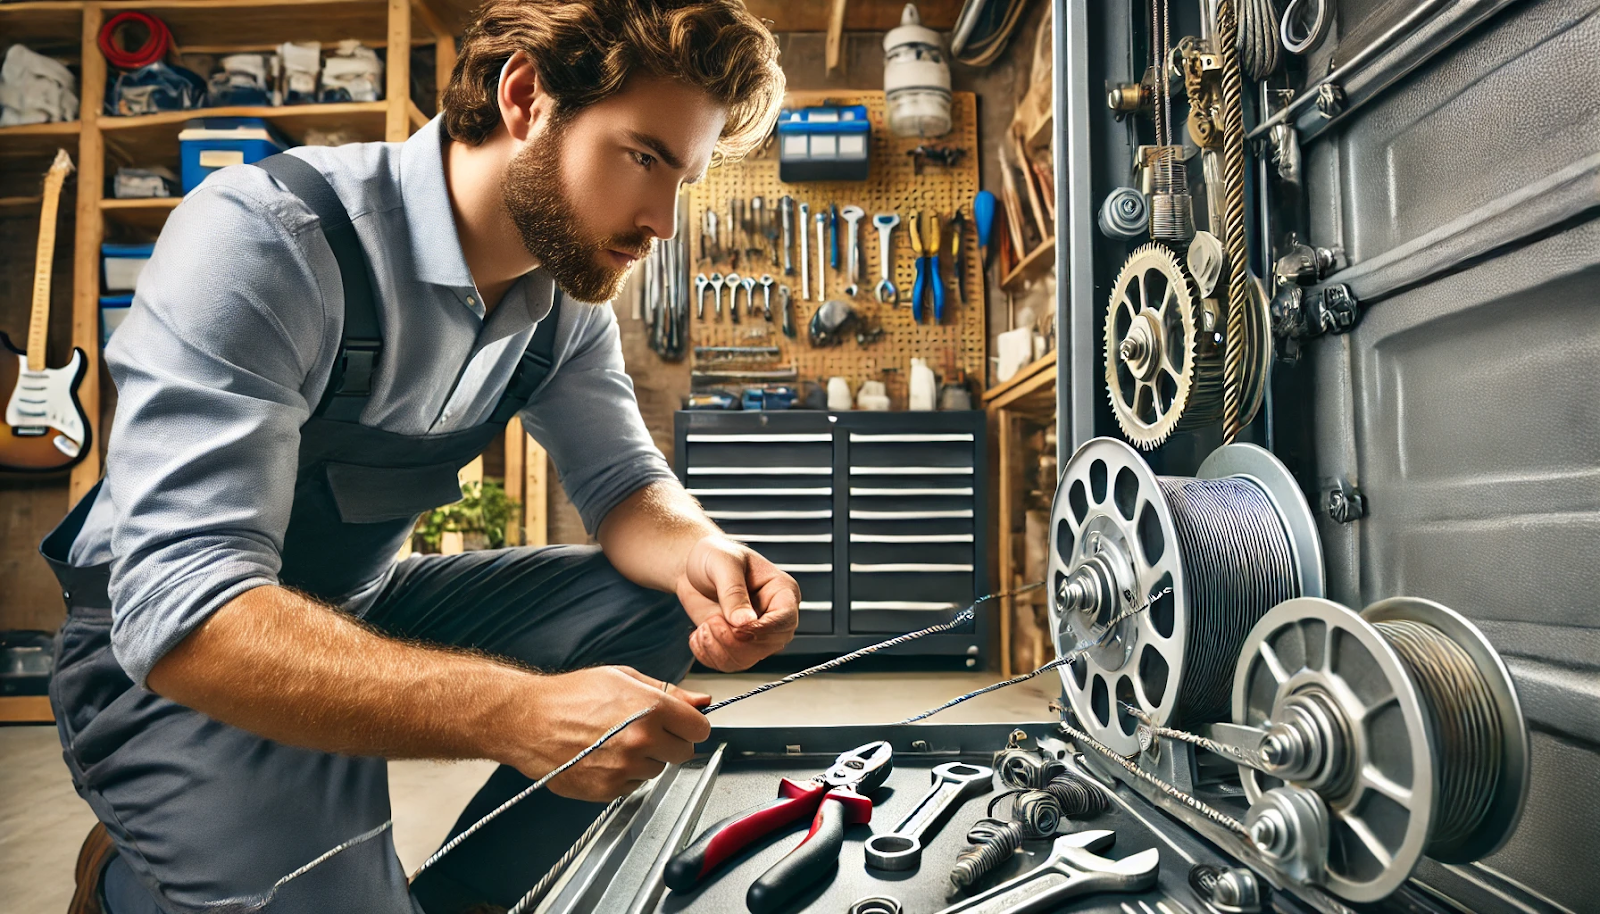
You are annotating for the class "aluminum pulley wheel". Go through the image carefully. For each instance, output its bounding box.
[1235,272,1273,431]
[1048,438,1322,758]
[1233,598,1435,903]
[1105,244,1223,449]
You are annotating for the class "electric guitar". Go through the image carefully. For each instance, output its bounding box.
[1,149,89,472]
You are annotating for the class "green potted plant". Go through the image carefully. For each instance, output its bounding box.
[414,479,520,553]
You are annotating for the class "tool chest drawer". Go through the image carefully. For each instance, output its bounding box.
[534,722,1217,914]
[676,411,988,662]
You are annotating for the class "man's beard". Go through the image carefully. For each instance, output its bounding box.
[502,117,653,304]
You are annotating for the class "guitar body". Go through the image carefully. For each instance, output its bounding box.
[0,330,89,472]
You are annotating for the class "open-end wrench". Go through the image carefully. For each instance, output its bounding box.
[778,285,794,338]
[741,276,757,317]
[933,830,1159,914]
[865,762,993,870]
[780,196,794,275]
[841,206,865,296]
[815,211,828,302]
[872,213,900,303]
[708,272,724,320]
[798,203,811,301]
[724,272,741,324]
[695,273,710,320]
[759,274,774,320]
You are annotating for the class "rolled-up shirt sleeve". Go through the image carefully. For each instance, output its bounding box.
[519,303,677,536]
[104,180,331,687]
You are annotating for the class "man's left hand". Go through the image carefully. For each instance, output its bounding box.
[677,536,799,671]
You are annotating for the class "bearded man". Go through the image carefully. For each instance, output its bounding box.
[43,3,793,911]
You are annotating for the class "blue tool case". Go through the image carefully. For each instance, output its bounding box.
[777,105,872,182]
[178,117,291,193]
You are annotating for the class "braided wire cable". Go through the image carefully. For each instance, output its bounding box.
[410,707,651,880]
[1119,701,1259,765]
[898,588,1171,724]
[703,582,1044,714]
[418,582,1046,883]
[1059,719,1252,838]
[1236,0,1282,79]
[507,794,627,914]
[1218,0,1251,444]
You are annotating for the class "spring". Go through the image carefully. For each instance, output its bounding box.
[1374,618,1504,852]
[949,818,1025,891]
[988,789,1061,839]
[1157,476,1299,725]
[1039,772,1110,817]
[995,747,1066,790]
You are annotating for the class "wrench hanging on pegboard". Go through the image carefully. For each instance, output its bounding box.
[685,91,985,408]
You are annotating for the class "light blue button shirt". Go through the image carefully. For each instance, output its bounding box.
[70,117,676,686]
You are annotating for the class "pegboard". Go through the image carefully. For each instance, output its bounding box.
[687,91,984,408]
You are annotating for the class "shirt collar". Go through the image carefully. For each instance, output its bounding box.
[399,115,476,289]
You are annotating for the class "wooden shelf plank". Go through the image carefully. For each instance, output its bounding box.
[984,352,1057,415]
[102,196,182,232]
[1001,235,1056,291]
[100,102,389,166]
[0,695,54,724]
[100,101,387,132]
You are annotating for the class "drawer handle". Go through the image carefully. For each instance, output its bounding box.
[849,466,973,475]
[849,533,973,543]
[849,487,974,496]
[798,601,833,611]
[850,510,973,520]
[706,510,833,520]
[848,433,974,442]
[776,563,834,573]
[688,467,832,476]
[851,601,964,611]
[729,533,833,543]
[687,433,832,442]
[687,487,833,496]
[850,563,974,573]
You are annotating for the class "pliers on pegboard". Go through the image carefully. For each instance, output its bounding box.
[908,209,946,323]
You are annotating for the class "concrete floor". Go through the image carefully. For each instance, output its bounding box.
[0,671,1054,911]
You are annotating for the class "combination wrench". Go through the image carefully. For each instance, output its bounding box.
[841,206,865,297]
[695,273,709,320]
[815,211,828,301]
[932,830,1159,914]
[798,202,811,301]
[872,213,900,303]
[708,272,724,320]
[865,762,993,870]
[724,272,742,324]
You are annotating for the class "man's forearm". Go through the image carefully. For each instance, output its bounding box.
[597,481,720,591]
[147,584,532,763]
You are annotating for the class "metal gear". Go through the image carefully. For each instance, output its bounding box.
[1105,244,1223,449]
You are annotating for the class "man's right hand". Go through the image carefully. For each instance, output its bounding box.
[503,666,712,802]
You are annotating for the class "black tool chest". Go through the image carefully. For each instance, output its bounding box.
[534,722,1243,914]
[674,411,990,665]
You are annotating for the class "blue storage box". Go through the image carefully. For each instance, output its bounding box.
[102,242,156,292]
[777,105,871,182]
[178,117,290,192]
[100,294,134,347]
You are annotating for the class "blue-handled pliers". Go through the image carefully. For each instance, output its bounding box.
[908,210,946,323]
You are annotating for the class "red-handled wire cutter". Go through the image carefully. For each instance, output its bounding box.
[664,741,894,913]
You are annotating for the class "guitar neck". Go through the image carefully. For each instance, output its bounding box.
[27,149,75,373]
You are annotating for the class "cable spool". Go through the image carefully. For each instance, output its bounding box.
[1048,437,1323,757]
[1234,597,1530,902]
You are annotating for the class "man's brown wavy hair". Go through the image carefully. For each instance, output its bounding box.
[442,0,784,164]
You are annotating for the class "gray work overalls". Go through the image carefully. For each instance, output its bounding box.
[40,154,695,914]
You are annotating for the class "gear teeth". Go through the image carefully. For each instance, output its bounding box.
[1105,244,1217,450]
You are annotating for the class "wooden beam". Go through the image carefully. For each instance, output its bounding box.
[996,409,1014,678]
[69,3,106,504]
[435,35,457,110]
[825,0,847,75]
[410,0,451,40]
[385,0,412,142]
[502,418,524,546]
[523,441,548,547]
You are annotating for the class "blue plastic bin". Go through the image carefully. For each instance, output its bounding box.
[102,242,156,292]
[179,117,290,192]
[100,294,134,347]
[777,105,872,182]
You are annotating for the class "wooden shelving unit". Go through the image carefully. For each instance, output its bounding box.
[984,351,1058,678]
